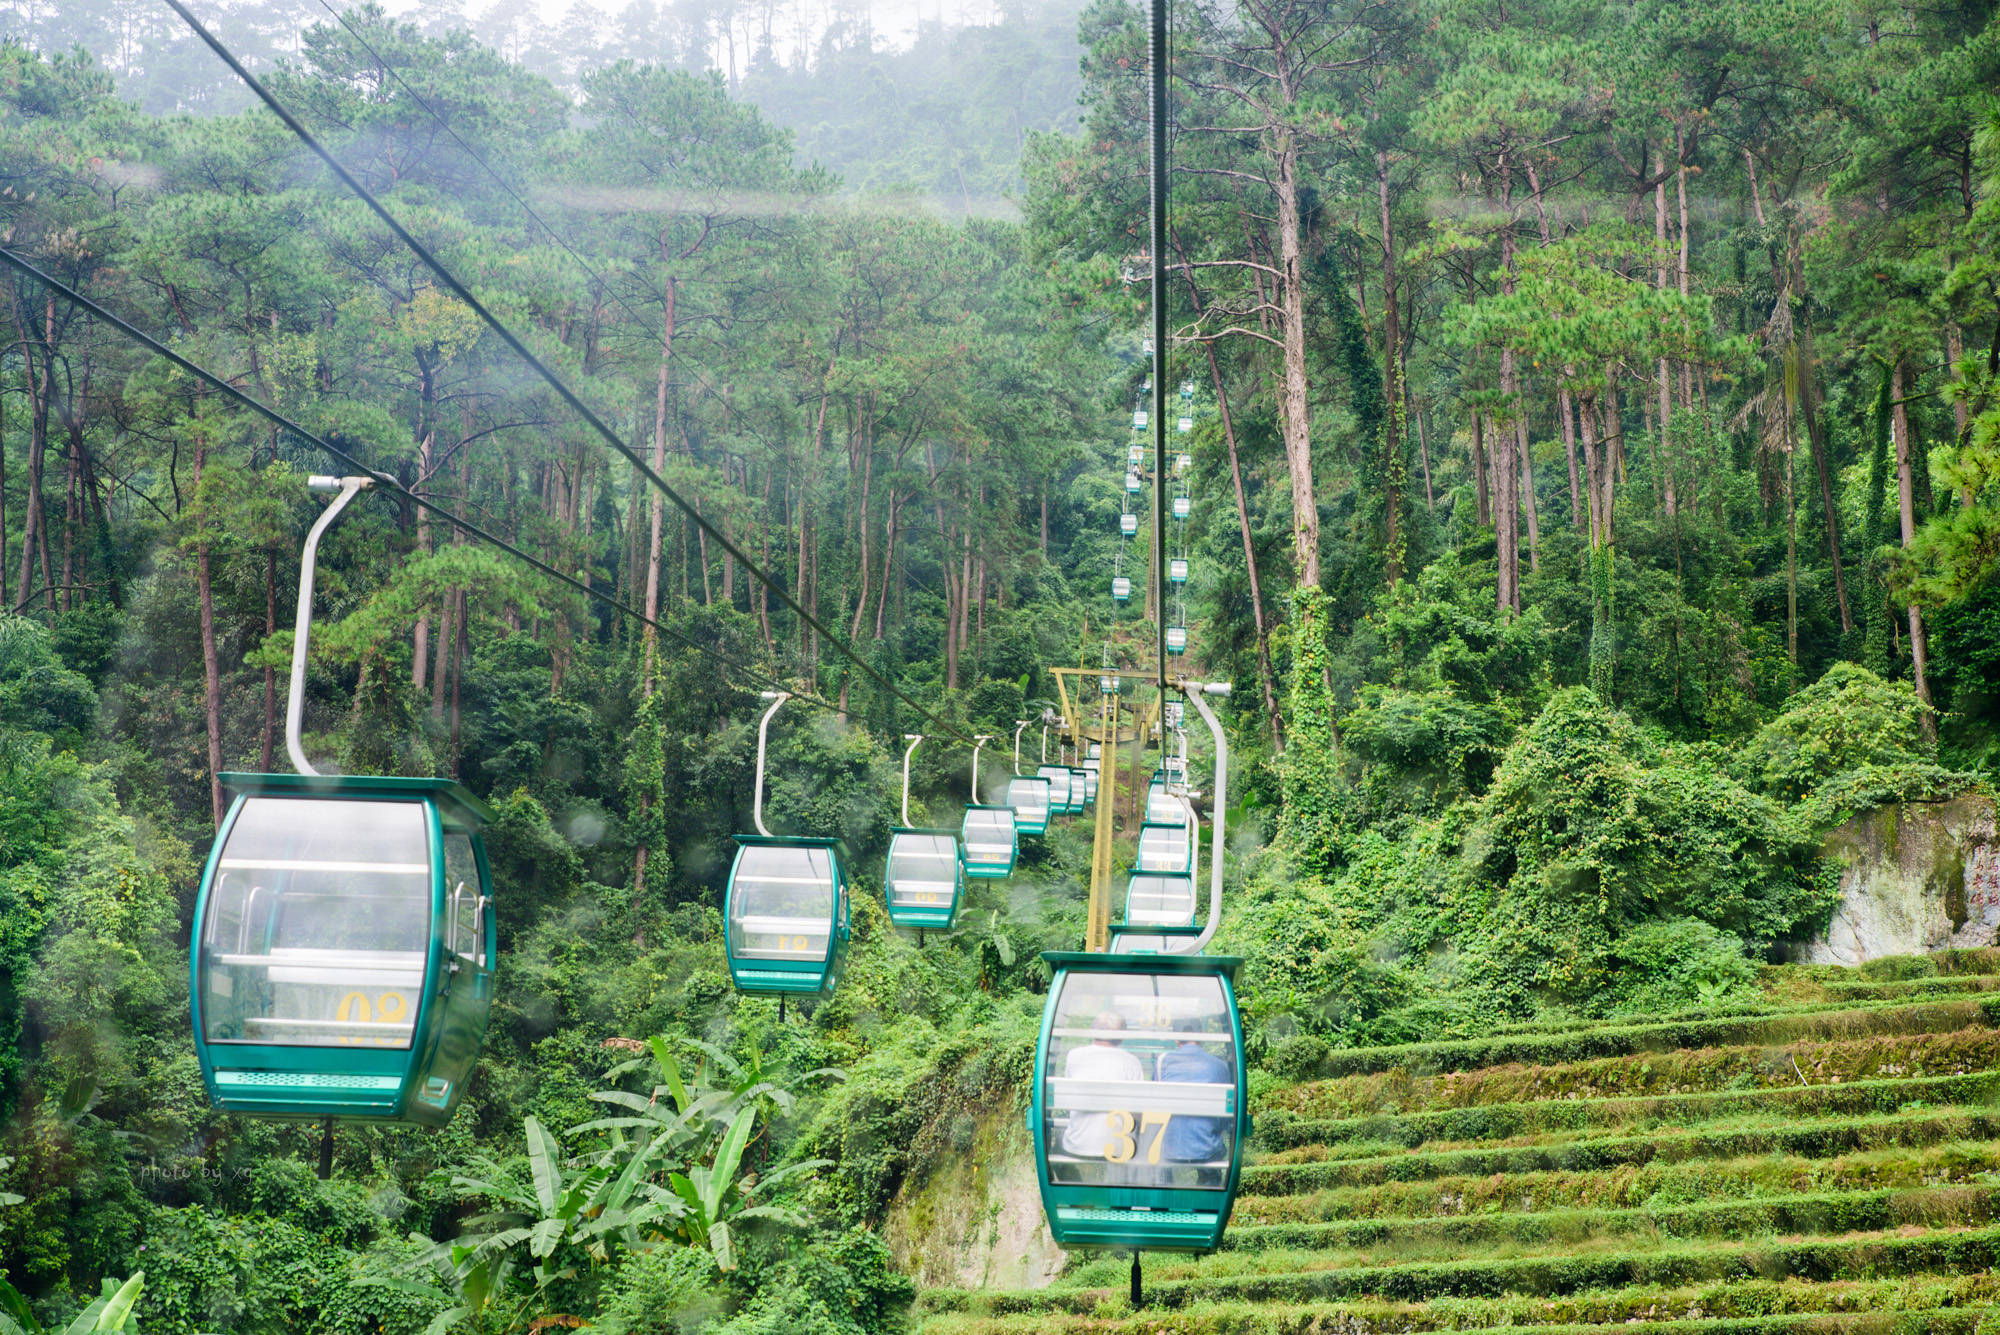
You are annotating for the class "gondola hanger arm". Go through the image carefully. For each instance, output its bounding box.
[752,692,790,839]
[900,734,923,827]
[970,735,991,806]
[287,476,372,777]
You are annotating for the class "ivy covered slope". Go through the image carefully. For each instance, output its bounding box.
[919,950,2000,1335]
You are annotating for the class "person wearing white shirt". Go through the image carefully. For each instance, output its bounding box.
[1060,1011,1146,1164]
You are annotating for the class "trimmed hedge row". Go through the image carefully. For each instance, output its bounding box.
[1243,1109,2000,1193]
[1253,1072,2000,1152]
[1479,980,2000,1042]
[1232,1139,2000,1225]
[1222,1185,2000,1255]
[920,1272,2000,1328]
[919,1306,1987,1335]
[1263,1025,2000,1121]
[1295,999,2000,1081]
[1770,949,2000,983]
[921,1225,2000,1315]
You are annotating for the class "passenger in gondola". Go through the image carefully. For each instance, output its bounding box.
[1157,1014,1231,1185]
[1061,1011,1144,1173]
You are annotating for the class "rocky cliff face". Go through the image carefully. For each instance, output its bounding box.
[1801,796,1999,964]
[881,1106,1067,1292]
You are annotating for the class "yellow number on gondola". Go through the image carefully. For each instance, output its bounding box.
[1100,1111,1173,1165]
[375,991,409,1046]
[1102,1111,1136,1163]
[336,991,372,1044]
[791,935,812,953]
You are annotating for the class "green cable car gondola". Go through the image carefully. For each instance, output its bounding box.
[1005,721,1052,836]
[1119,871,1199,930]
[1072,764,1094,808]
[1136,820,1193,875]
[1030,952,1247,1252]
[189,477,497,1127]
[192,773,497,1125]
[1038,764,1075,814]
[961,734,1019,878]
[883,734,965,930]
[1145,787,1186,826]
[724,693,850,996]
[1007,776,1051,835]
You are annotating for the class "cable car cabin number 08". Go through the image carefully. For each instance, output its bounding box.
[191,773,497,1127]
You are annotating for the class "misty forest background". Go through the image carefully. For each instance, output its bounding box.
[2,0,1999,1329]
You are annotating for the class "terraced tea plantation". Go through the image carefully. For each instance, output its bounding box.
[920,950,2000,1335]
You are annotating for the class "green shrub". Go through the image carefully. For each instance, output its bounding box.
[1454,690,1832,1012]
[1604,919,1760,1017]
[580,1245,722,1334]
[1738,662,1933,800]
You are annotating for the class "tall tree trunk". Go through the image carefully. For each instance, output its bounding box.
[1275,126,1320,587]
[642,277,677,690]
[1796,316,1854,634]
[412,368,434,689]
[12,295,51,612]
[261,549,277,771]
[1526,162,1585,531]
[849,436,873,641]
[634,277,676,902]
[1495,164,1522,613]
[430,585,453,717]
[875,486,898,640]
[1890,360,1935,738]
[1785,401,1799,668]
[1581,389,1603,543]
[1211,347,1283,750]
[1654,172,1679,519]
[1472,411,1491,527]
[954,522,972,690]
[1518,415,1540,574]
[59,439,75,611]
[1414,398,1435,513]
[1377,150,1405,585]
[450,588,467,771]
[194,431,224,827]
[1172,227,1285,747]
[756,465,773,653]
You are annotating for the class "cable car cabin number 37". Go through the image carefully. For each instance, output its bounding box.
[1030,951,1249,1254]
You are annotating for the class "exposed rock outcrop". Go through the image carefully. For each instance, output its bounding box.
[881,1106,1066,1291]
[1802,796,1999,964]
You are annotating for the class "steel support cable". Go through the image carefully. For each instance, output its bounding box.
[0,246,844,715]
[163,0,979,749]
[1149,0,1170,692]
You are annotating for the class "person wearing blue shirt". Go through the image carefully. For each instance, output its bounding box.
[1155,1015,1231,1182]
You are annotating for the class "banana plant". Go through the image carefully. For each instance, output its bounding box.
[363,1114,682,1330]
[665,1106,827,1272]
[0,1273,143,1335]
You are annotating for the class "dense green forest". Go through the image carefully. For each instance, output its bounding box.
[1,0,1997,1330]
